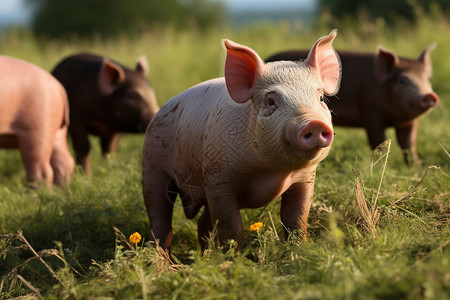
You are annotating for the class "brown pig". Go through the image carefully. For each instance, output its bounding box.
[0,55,74,188]
[52,54,159,175]
[266,45,439,164]
[142,30,341,250]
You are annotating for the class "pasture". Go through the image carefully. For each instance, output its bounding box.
[1,9,449,299]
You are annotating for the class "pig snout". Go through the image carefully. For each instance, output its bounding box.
[419,92,439,109]
[297,120,334,150]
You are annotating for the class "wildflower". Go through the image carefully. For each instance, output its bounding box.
[249,222,263,232]
[129,232,142,244]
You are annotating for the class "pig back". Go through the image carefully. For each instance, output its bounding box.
[0,55,67,139]
[51,54,103,112]
[146,77,252,180]
[328,52,376,126]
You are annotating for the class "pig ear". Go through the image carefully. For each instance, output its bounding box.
[223,39,265,103]
[136,55,149,77]
[418,43,436,77]
[304,29,341,96]
[375,46,399,82]
[99,58,125,96]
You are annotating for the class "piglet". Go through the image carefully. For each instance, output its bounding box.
[142,30,341,250]
[52,54,159,175]
[266,45,439,164]
[0,55,74,188]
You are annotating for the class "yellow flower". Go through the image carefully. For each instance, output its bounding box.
[129,232,142,244]
[249,222,263,232]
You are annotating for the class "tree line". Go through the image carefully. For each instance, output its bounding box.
[26,0,226,38]
[26,0,448,39]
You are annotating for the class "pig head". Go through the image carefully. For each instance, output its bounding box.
[52,54,159,175]
[142,30,341,251]
[266,45,439,164]
[0,55,74,188]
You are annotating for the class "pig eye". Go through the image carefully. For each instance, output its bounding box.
[265,92,279,107]
[319,95,325,102]
[126,91,141,101]
[398,76,410,85]
[262,93,279,117]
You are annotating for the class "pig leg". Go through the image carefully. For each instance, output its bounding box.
[395,120,419,165]
[18,136,54,188]
[143,171,176,250]
[206,190,244,249]
[197,205,216,250]
[280,172,315,241]
[51,127,75,187]
[364,120,387,150]
[70,127,92,175]
[100,133,120,156]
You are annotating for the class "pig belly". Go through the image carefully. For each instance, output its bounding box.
[236,172,296,209]
[172,168,294,214]
[174,174,207,219]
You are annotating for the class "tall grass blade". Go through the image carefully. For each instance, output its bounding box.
[438,142,450,159]
[370,139,391,213]
[16,274,41,297]
[353,166,380,238]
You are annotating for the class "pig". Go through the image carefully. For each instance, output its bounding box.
[266,44,439,164]
[0,55,74,188]
[52,54,159,175]
[142,30,341,251]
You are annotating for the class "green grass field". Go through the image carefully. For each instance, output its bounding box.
[1,9,449,299]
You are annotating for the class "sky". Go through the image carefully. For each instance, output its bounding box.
[222,0,316,12]
[0,0,31,26]
[0,0,317,26]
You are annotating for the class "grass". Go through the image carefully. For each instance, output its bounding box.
[1,8,449,299]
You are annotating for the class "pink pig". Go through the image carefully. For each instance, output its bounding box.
[0,55,74,188]
[142,31,341,250]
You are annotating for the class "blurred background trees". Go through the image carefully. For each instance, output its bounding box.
[26,0,226,38]
[319,0,449,24]
[24,0,449,39]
